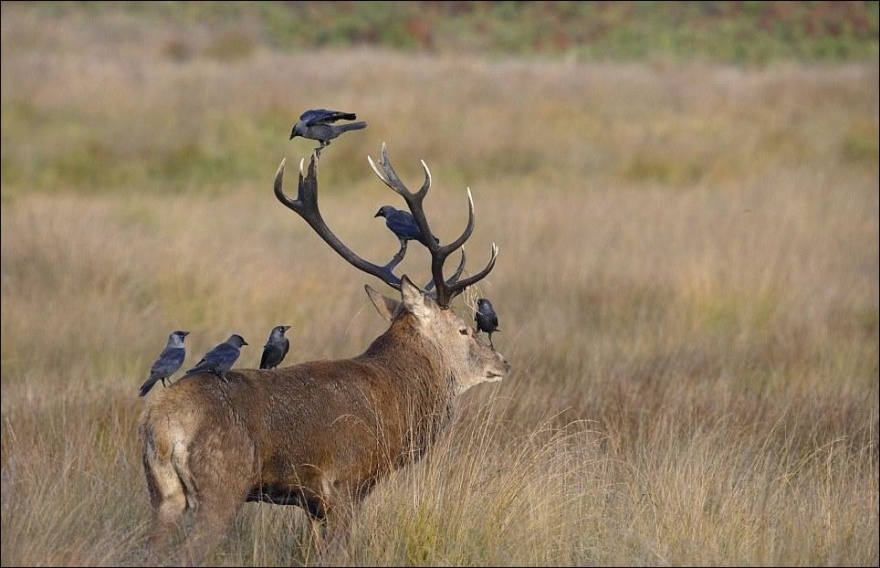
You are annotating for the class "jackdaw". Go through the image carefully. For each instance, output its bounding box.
[289,108,367,152]
[260,325,291,370]
[182,333,248,383]
[375,205,440,247]
[139,330,190,397]
[475,298,500,348]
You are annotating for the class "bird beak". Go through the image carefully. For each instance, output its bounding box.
[374,210,382,217]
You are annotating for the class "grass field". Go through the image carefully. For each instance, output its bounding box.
[1,3,878,566]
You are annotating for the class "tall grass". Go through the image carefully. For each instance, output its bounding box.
[2,4,878,567]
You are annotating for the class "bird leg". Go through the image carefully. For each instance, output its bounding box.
[313,140,331,157]
[384,240,408,273]
[213,369,230,383]
[475,329,495,350]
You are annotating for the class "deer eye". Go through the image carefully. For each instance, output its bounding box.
[459,327,469,336]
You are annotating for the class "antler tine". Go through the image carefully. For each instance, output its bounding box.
[429,187,498,301]
[443,187,475,252]
[368,142,432,200]
[367,144,498,308]
[273,158,295,207]
[368,143,436,256]
[447,248,467,284]
[427,187,498,306]
[274,153,404,290]
[424,249,467,293]
[445,243,498,297]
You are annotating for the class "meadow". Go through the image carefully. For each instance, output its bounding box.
[1,3,878,566]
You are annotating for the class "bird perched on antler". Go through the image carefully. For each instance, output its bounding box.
[375,205,440,248]
[289,108,367,154]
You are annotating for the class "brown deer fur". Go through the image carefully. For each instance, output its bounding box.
[139,277,510,564]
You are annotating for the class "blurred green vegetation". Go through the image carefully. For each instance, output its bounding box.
[22,1,880,63]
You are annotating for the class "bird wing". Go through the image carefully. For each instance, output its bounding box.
[184,341,232,374]
[260,344,278,368]
[300,108,357,126]
[184,356,210,375]
[483,305,499,328]
[476,304,499,331]
[386,211,422,240]
[151,346,185,376]
[208,342,240,365]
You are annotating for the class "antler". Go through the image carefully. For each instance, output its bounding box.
[274,144,498,308]
[368,143,497,307]
[274,154,406,290]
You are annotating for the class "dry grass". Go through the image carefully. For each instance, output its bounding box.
[1,5,878,567]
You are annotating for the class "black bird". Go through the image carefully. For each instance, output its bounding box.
[375,205,439,247]
[475,298,500,348]
[289,108,367,152]
[182,334,248,383]
[260,325,291,370]
[139,330,190,397]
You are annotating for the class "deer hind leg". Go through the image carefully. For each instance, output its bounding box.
[147,486,187,553]
[311,480,360,566]
[176,493,243,567]
[316,508,355,566]
[175,435,252,566]
[143,437,189,559]
[145,484,187,564]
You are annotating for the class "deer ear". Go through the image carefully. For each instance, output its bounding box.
[400,275,436,320]
[365,284,399,321]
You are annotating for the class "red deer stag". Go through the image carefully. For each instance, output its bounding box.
[139,144,510,564]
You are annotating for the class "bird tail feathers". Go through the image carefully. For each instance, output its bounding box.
[339,121,367,132]
[139,378,155,397]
